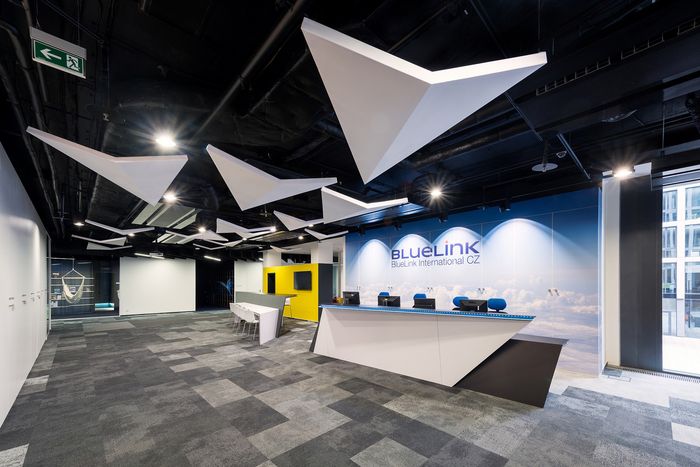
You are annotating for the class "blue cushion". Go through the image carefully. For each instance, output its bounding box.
[413,293,427,299]
[452,296,469,307]
[378,291,390,296]
[488,298,507,311]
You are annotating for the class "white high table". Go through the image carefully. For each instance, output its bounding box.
[311,304,535,386]
[231,302,280,345]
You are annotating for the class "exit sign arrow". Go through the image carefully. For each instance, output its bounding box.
[39,48,61,61]
[30,27,86,79]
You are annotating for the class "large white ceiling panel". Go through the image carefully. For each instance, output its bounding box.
[273,211,323,231]
[26,127,188,205]
[321,187,408,223]
[301,18,547,183]
[206,145,337,210]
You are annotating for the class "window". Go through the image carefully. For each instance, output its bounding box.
[687,187,700,220]
[663,191,677,222]
[663,227,676,258]
[663,263,676,296]
[686,225,700,257]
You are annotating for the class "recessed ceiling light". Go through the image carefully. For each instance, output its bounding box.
[613,167,634,178]
[298,235,304,240]
[204,255,221,262]
[198,226,206,233]
[430,188,442,199]
[308,223,314,227]
[73,221,84,227]
[154,132,177,149]
[163,192,177,203]
[128,233,135,237]
[270,226,277,232]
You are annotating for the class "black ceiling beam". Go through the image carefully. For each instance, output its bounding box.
[556,133,591,180]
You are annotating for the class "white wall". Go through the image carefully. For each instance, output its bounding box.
[0,143,49,427]
[119,257,195,315]
[234,260,263,293]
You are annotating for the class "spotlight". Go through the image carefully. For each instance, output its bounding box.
[73,221,84,227]
[430,187,442,199]
[358,225,366,236]
[198,226,206,233]
[128,233,135,237]
[308,223,314,227]
[499,199,511,213]
[298,235,304,240]
[154,132,177,149]
[613,167,634,178]
[438,213,448,223]
[394,222,402,231]
[204,255,221,262]
[270,226,277,232]
[163,192,177,203]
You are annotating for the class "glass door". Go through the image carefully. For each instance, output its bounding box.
[662,184,700,376]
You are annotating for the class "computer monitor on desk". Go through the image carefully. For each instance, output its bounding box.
[342,291,360,305]
[459,299,487,313]
[413,298,436,310]
[378,295,400,307]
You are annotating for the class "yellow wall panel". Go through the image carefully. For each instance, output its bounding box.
[263,264,320,322]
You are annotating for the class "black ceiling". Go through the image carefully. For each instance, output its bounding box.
[2,0,700,259]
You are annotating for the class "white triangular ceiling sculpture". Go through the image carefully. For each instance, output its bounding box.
[208,239,244,248]
[86,243,132,251]
[301,18,547,183]
[166,230,227,245]
[216,219,274,239]
[73,234,127,246]
[273,211,323,231]
[321,187,408,223]
[193,243,225,251]
[26,127,188,205]
[271,245,303,254]
[304,228,348,240]
[206,145,337,210]
[85,219,154,235]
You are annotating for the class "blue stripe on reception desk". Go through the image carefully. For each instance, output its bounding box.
[320,304,535,321]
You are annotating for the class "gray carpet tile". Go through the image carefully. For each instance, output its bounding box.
[2,310,699,466]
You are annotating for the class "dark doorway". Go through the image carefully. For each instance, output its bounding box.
[267,273,276,294]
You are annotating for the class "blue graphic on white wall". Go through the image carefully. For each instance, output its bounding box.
[346,188,600,375]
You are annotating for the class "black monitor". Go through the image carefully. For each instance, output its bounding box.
[293,271,312,290]
[413,298,436,310]
[459,299,487,313]
[342,291,360,305]
[378,295,401,307]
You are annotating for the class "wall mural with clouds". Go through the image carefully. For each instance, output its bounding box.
[345,188,600,375]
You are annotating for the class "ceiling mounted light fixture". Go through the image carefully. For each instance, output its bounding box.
[163,192,178,203]
[430,188,442,199]
[204,255,221,262]
[298,235,304,240]
[73,221,84,227]
[198,226,206,233]
[154,132,177,149]
[613,167,634,178]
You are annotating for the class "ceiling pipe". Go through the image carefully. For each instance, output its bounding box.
[0,60,60,235]
[0,20,61,211]
[191,0,312,141]
[406,121,530,169]
[19,0,48,103]
[556,133,591,180]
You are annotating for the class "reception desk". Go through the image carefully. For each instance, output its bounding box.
[310,304,565,407]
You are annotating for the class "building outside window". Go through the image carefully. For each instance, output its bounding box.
[686,225,700,257]
[663,190,677,222]
[663,227,677,258]
[662,263,676,335]
[686,186,700,220]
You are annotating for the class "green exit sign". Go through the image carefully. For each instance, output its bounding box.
[30,27,86,79]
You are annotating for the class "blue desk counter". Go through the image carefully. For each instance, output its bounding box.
[320,304,535,321]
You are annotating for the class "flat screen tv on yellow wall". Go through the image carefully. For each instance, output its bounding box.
[293,271,312,290]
